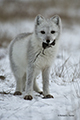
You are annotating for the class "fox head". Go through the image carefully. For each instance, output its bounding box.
[34,14,62,48]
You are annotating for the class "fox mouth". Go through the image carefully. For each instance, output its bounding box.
[42,40,56,49]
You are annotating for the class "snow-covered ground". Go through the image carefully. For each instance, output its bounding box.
[0,20,80,120]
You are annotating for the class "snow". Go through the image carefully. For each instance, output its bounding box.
[0,20,34,38]
[0,20,80,120]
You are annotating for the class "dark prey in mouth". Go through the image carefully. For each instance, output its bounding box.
[42,40,55,49]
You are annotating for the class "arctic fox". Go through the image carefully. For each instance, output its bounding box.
[9,14,62,100]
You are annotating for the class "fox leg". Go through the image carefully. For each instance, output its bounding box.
[42,67,54,98]
[33,78,43,94]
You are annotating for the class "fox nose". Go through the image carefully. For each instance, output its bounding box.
[46,39,50,43]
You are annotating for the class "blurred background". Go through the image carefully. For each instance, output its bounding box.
[0,0,80,48]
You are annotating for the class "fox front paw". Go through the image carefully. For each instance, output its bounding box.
[43,94,54,99]
[14,91,22,95]
[24,95,33,100]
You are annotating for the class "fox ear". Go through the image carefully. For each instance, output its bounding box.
[50,15,61,25]
[35,14,44,25]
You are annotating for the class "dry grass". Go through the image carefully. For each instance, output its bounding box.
[51,53,80,84]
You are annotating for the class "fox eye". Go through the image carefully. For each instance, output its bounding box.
[41,31,45,34]
[51,31,55,34]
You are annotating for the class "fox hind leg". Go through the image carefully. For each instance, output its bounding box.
[22,73,26,92]
[13,69,25,95]
[33,78,43,95]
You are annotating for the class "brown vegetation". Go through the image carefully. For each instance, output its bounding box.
[0,0,80,48]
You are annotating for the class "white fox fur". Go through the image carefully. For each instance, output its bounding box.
[9,14,62,100]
